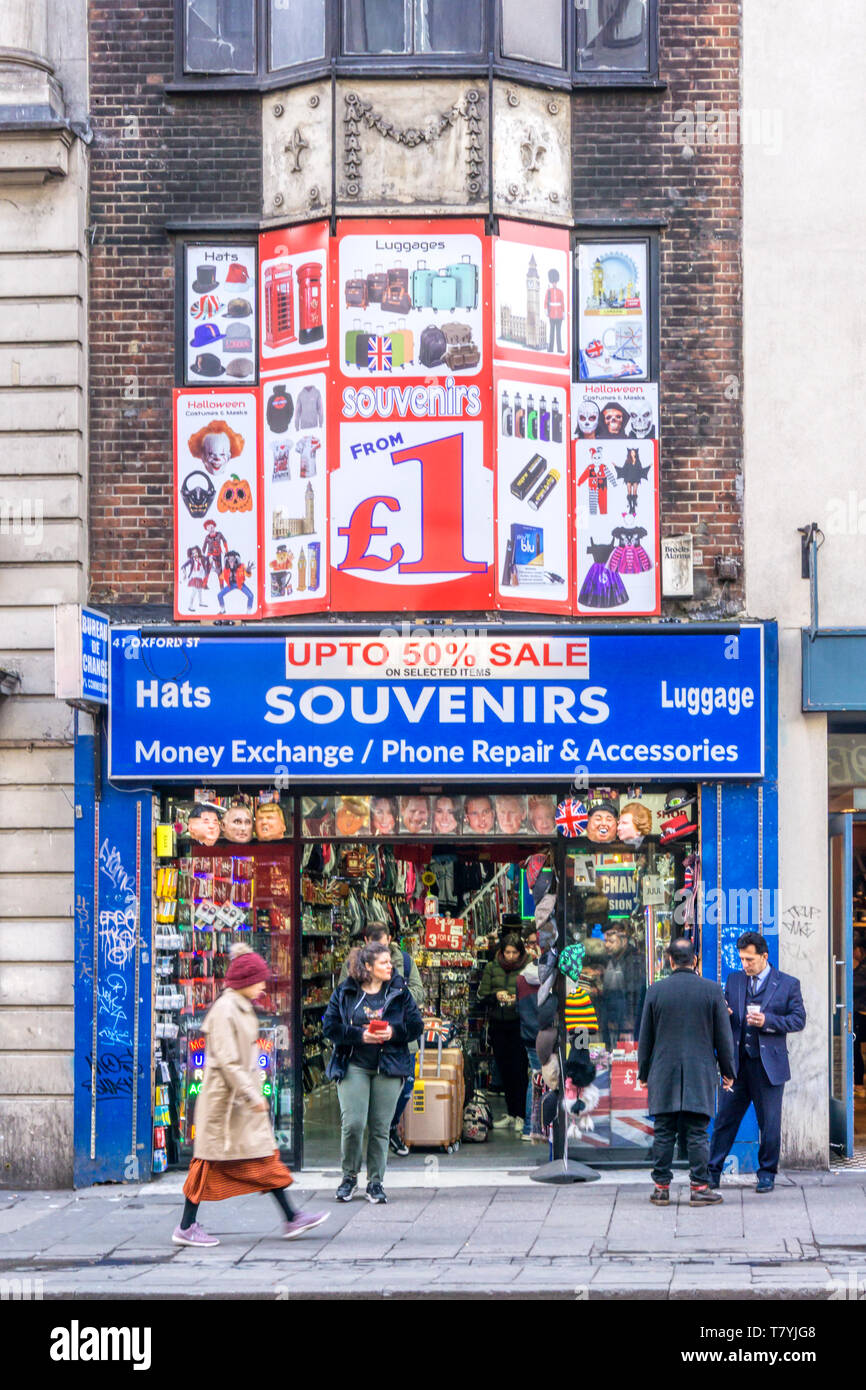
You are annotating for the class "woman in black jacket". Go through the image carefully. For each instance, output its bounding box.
[323,942,423,1205]
[478,934,530,1132]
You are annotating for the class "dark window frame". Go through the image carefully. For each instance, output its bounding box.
[571,230,660,384]
[170,0,660,91]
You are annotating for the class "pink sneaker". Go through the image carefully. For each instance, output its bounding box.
[172,1221,220,1247]
[282,1210,330,1239]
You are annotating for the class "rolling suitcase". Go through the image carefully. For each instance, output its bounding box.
[447,255,479,310]
[355,329,397,372]
[345,270,368,309]
[415,1035,464,1146]
[431,270,458,313]
[412,259,435,310]
[403,1074,456,1152]
[366,264,386,304]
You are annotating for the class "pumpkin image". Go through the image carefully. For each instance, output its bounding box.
[217,475,253,513]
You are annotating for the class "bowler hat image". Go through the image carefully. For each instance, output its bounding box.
[192,264,218,293]
[190,352,225,377]
[226,357,254,379]
[190,322,224,349]
[223,323,253,354]
[225,263,251,285]
[226,297,252,318]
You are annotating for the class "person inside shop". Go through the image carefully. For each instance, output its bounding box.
[598,925,646,1051]
[323,941,424,1205]
[707,932,806,1194]
[478,932,530,1132]
[172,943,328,1247]
[517,927,542,1140]
[336,924,425,1158]
[854,932,866,1098]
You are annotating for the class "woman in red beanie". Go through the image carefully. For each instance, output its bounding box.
[172,943,328,1246]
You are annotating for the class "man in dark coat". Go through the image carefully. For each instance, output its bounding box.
[708,932,806,1194]
[638,938,736,1206]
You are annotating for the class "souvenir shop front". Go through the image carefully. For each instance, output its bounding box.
[72,622,777,1184]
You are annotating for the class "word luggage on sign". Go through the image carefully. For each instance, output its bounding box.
[173,390,261,620]
[338,228,484,377]
[573,383,660,617]
[576,240,649,381]
[185,245,257,386]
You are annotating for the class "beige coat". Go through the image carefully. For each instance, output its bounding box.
[192,988,276,1161]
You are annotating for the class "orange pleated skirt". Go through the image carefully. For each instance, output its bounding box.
[183,1149,294,1202]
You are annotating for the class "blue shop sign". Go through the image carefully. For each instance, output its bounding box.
[108,626,765,782]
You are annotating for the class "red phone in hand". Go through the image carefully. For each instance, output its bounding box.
[367,1018,389,1035]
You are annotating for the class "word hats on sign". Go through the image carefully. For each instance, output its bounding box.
[226,297,252,318]
[225,263,251,285]
[190,352,225,377]
[190,322,225,349]
[192,264,219,293]
[555,799,588,837]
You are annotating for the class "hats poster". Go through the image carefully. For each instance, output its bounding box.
[173,390,261,620]
[185,245,257,386]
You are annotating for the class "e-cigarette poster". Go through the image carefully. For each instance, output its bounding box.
[335,218,487,379]
[185,243,258,387]
[493,220,571,374]
[261,369,329,616]
[576,240,649,381]
[259,221,329,375]
[173,389,262,621]
[573,382,660,616]
[494,368,571,614]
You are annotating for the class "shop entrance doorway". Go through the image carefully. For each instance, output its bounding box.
[828,813,866,1159]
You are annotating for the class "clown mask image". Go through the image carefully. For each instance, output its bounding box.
[255,803,286,841]
[586,806,618,844]
[222,804,254,844]
[187,805,222,846]
[200,430,232,475]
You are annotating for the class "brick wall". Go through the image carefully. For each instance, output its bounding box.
[573,2,743,612]
[88,0,261,607]
[89,1,742,616]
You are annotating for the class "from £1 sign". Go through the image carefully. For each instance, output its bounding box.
[425,917,466,951]
[108,626,765,782]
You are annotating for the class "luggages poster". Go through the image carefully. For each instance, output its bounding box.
[173,389,262,620]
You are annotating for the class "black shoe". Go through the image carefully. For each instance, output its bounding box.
[690,1185,723,1206]
[388,1128,409,1157]
[756,1177,775,1193]
[335,1176,357,1202]
[707,1174,721,1190]
[366,1182,388,1204]
[650,1185,670,1205]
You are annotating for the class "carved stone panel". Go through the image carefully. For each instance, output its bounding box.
[492,82,572,225]
[335,80,488,215]
[262,81,332,224]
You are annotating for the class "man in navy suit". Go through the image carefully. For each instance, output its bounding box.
[708,932,806,1193]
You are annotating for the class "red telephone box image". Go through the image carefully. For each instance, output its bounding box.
[264,252,296,348]
[296,261,323,345]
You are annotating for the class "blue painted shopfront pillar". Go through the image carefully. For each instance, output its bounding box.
[73,714,154,1186]
[702,622,779,1173]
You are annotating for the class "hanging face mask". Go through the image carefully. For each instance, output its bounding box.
[180,470,216,518]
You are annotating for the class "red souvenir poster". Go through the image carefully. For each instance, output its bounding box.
[173,388,262,621]
[572,382,660,617]
[259,221,329,376]
[494,365,572,613]
[493,220,571,374]
[260,368,329,616]
[329,218,494,613]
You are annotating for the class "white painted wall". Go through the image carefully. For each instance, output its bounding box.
[743,1,866,1164]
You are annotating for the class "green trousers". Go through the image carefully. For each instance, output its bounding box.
[337,1065,403,1185]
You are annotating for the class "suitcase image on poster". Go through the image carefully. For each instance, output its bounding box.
[431,270,458,313]
[344,319,365,367]
[355,329,390,372]
[366,264,386,304]
[395,328,414,366]
[441,321,473,346]
[447,255,479,310]
[445,341,481,371]
[387,263,409,292]
[412,260,436,309]
[345,270,368,309]
[419,323,447,368]
[381,284,411,315]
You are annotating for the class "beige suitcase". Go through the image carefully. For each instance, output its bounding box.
[414,1035,464,1146]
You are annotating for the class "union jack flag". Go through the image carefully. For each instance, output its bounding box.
[368,335,393,372]
[555,799,587,838]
